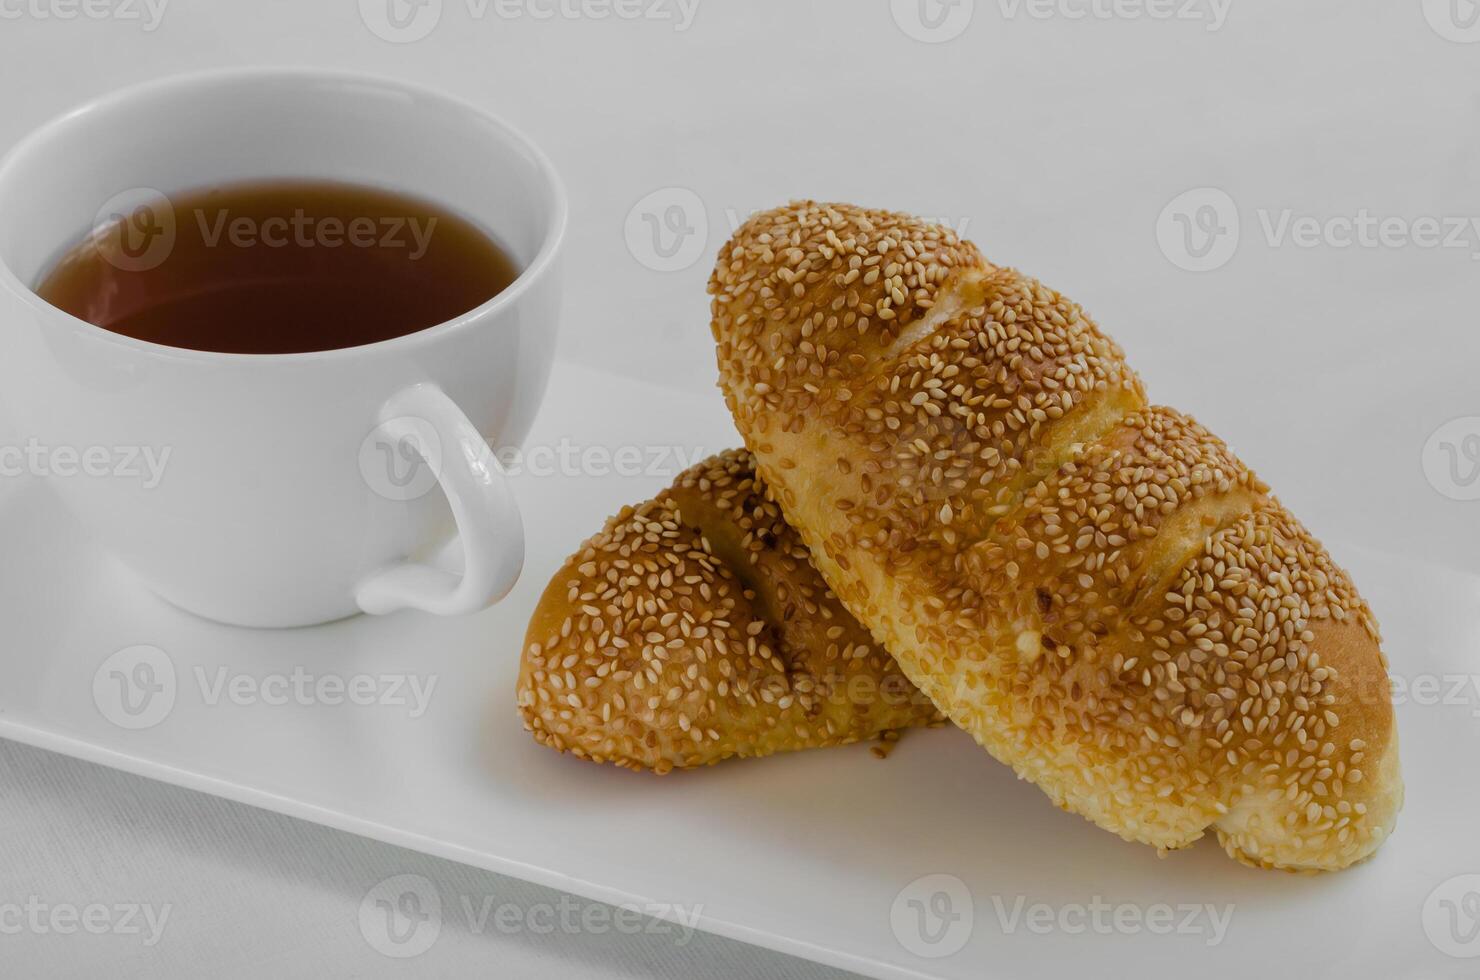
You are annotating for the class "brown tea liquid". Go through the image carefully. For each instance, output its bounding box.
[37,180,520,354]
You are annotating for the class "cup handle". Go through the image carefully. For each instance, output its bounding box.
[354,383,523,617]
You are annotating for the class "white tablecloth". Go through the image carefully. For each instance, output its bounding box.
[0,740,848,978]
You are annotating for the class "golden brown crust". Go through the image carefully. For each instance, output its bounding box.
[710,201,1401,870]
[517,449,942,773]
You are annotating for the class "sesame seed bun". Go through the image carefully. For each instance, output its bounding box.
[518,449,942,773]
[710,202,1401,871]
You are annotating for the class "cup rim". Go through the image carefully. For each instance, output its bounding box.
[0,67,569,365]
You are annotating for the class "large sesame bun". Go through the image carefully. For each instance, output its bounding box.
[709,202,1401,871]
[518,449,942,773]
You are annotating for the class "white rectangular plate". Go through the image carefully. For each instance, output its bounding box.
[0,361,1474,979]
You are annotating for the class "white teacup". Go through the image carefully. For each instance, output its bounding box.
[0,69,566,628]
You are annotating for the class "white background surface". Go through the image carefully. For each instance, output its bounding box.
[1,1,1478,978]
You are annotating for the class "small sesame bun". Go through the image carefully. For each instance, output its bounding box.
[518,449,942,774]
[710,202,1401,871]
